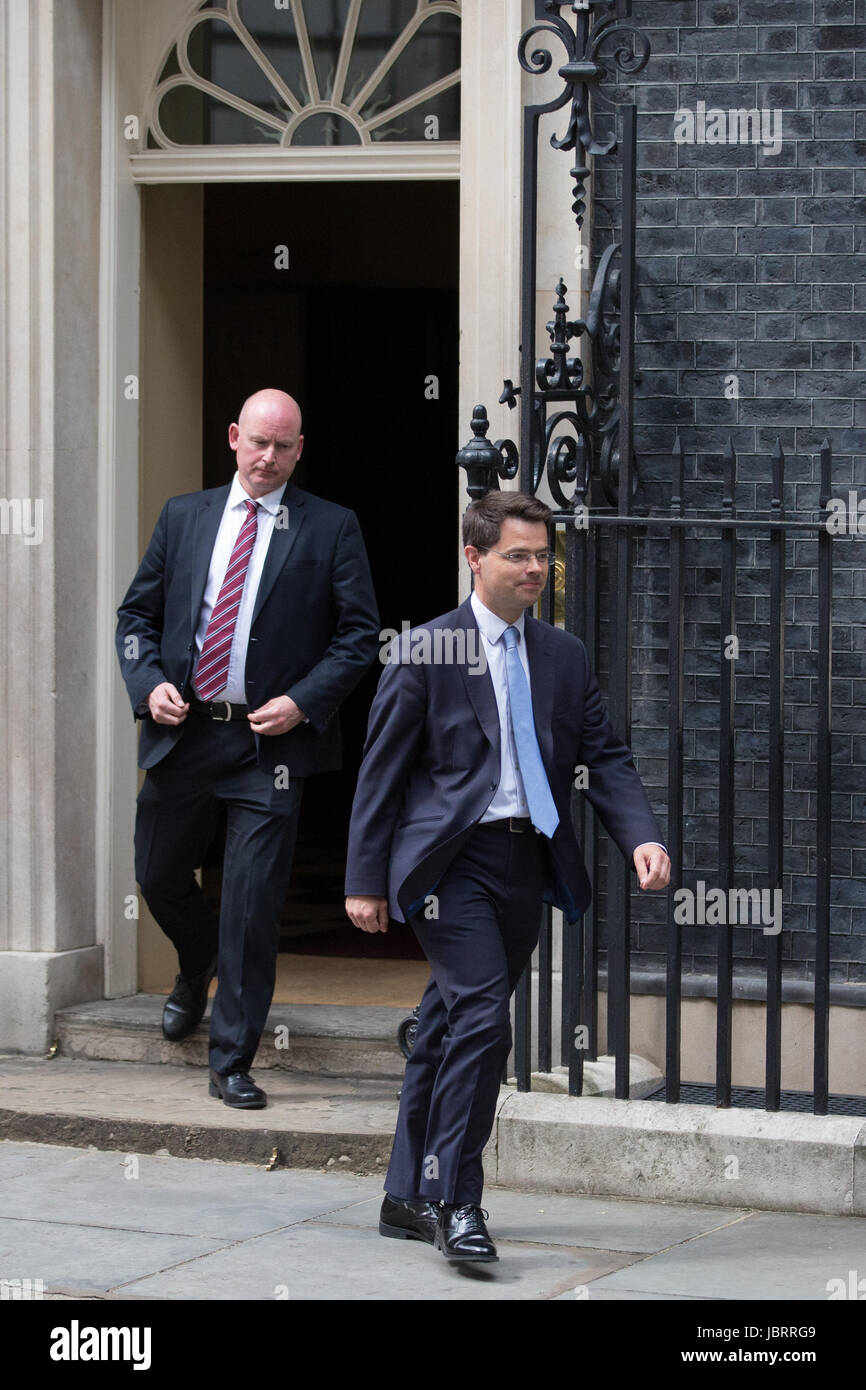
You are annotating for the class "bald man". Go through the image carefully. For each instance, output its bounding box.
[116,390,380,1107]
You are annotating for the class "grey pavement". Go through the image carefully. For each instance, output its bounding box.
[0,1140,863,1301]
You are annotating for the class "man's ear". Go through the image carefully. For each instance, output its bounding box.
[228,423,240,450]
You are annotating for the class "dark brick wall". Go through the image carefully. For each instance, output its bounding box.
[587,0,866,984]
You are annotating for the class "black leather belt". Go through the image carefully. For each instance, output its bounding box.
[188,696,250,721]
[480,817,533,833]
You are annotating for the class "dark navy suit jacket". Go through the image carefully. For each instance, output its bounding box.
[344,596,662,923]
[116,481,380,777]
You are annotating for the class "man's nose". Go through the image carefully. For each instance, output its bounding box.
[260,444,275,462]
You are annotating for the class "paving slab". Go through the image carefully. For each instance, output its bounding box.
[586,1209,866,1302]
[0,1145,384,1241]
[0,1215,226,1296]
[113,1219,639,1302]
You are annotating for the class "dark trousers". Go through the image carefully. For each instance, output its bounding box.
[134,712,304,1074]
[385,822,547,1207]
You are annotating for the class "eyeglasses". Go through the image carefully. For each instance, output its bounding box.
[476,548,556,566]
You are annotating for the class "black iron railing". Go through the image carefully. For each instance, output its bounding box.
[504,433,848,1115]
[451,0,862,1116]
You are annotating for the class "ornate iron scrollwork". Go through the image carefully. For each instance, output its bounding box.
[457,1,649,511]
[520,0,651,229]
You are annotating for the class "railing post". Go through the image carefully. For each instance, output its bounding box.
[606,103,637,1100]
[814,439,833,1114]
[716,438,738,1107]
[765,439,786,1110]
[665,434,685,1101]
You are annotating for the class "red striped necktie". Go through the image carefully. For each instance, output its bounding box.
[194,499,259,701]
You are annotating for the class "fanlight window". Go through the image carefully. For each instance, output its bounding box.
[147,0,461,148]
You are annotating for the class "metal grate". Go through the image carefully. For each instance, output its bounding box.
[645,1084,866,1117]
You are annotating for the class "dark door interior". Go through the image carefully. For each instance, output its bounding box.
[201,180,459,959]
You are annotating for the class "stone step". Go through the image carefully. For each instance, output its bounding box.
[0,1055,399,1171]
[55,995,412,1080]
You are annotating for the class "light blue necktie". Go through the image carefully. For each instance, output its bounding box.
[502,625,559,838]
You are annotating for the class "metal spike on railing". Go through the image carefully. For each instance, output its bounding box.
[819,437,833,510]
[772,437,785,515]
[723,436,736,512]
[671,432,684,515]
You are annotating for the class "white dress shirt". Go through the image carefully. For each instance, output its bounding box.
[194,475,286,703]
[471,591,532,822]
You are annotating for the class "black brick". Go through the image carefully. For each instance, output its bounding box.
[679,255,756,281]
[739,0,812,17]
[740,53,816,79]
[677,197,757,224]
[800,82,866,107]
[738,227,812,252]
[796,254,866,280]
[799,25,866,49]
[799,197,866,221]
[737,283,811,309]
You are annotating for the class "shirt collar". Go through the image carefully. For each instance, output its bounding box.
[229,473,286,516]
[470,590,527,646]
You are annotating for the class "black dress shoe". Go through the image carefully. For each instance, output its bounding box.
[379,1194,440,1245]
[161,958,217,1040]
[208,1069,267,1109]
[435,1204,498,1263]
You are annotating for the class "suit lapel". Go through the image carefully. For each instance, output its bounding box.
[456,596,500,753]
[251,483,306,625]
[524,612,556,765]
[189,486,230,633]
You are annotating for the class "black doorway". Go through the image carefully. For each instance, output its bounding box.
[201,180,459,960]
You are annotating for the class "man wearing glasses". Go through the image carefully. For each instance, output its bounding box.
[345,490,669,1263]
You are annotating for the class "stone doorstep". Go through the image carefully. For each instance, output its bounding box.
[55,995,412,1080]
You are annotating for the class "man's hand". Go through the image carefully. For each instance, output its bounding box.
[147,682,190,725]
[633,843,670,890]
[248,695,305,736]
[345,895,389,934]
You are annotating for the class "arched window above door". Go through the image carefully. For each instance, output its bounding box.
[144,0,461,151]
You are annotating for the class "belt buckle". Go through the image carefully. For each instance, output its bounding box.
[508,817,526,834]
[212,700,231,721]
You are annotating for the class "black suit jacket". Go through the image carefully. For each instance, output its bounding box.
[344,597,662,923]
[116,481,380,777]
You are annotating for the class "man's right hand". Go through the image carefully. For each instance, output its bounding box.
[345,895,389,934]
[147,682,190,725]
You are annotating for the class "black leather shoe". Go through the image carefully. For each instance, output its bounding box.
[379,1194,440,1245]
[161,958,217,1040]
[435,1204,498,1263]
[208,1069,267,1109]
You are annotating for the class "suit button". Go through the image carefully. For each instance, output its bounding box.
[490,781,497,790]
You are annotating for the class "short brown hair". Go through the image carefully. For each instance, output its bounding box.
[462,490,552,551]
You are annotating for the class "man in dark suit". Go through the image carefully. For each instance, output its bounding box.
[345,490,669,1262]
[117,388,379,1109]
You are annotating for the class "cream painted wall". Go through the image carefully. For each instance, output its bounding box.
[137,182,204,992]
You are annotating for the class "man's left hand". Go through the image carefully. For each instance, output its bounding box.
[633,844,670,890]
[248,695,306,735]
